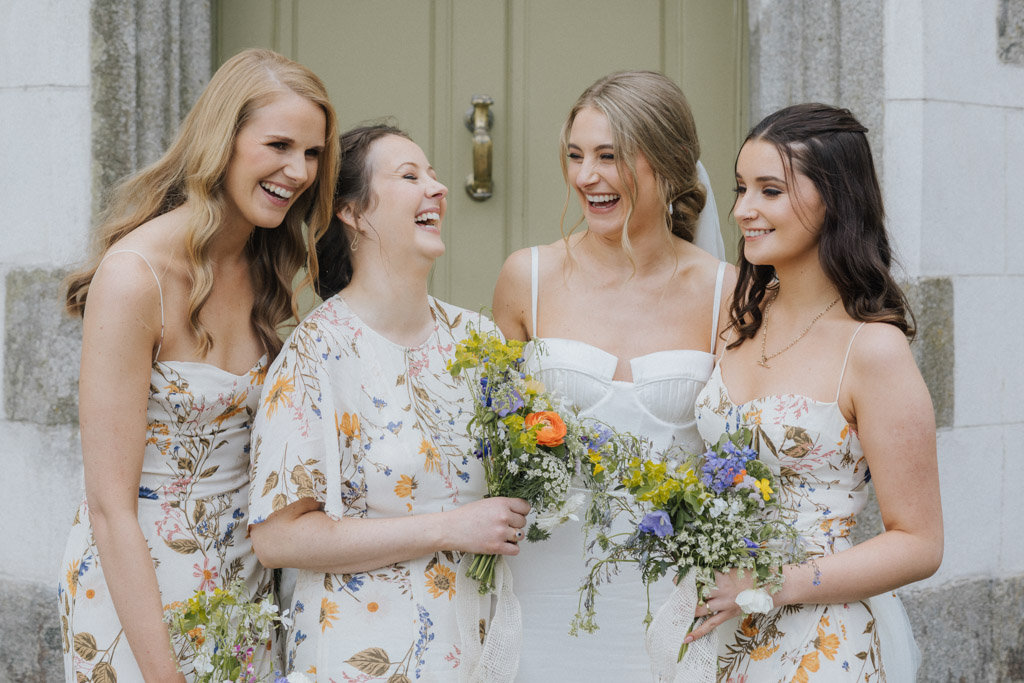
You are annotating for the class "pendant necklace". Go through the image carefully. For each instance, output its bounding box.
[758,290,841,368]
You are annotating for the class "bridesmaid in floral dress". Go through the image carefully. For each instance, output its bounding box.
[58,49,339,681]
[247,125,530,680]
[690,103,942,681]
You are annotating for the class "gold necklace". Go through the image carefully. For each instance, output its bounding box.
[758,291,840,368]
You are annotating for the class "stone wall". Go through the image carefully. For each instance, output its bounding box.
[749,0,1024,679]
[0,1,211,680]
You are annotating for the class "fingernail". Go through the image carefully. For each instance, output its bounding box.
[683,636,693,644]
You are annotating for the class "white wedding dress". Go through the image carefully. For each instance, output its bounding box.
[507,247,726,681]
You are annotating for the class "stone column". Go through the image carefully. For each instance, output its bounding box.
[91,0,213,216]
[0,2,211,679]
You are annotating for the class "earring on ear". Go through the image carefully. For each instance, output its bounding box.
[350,231,361,252]
[668,201,674,216]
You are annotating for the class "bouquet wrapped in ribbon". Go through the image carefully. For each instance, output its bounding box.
[447,327,633,594]
[163,578,287,682]
[575,428,801,682]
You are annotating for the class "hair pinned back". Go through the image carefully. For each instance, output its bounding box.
[728,103,914,346]
[559,70,706,259]
[313,124,412,300]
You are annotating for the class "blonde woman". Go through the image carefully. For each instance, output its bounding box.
[492,70,732,680]
[58,49,339,681]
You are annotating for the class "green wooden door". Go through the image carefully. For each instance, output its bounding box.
[217,0,747,312]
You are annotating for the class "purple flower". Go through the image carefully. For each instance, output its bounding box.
[583,425,613,450]
[638,510,673,538]
[743,537,759,557]
[491,386,525,417]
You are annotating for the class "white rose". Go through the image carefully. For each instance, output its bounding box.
[534,493,585,531]
[735,588,774,614]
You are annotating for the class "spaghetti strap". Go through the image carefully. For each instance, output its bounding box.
[834,322,867,403]
[530,246,540,339]
[709,261,726,354]
[100,249,166,361]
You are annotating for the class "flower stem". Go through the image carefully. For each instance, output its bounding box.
[466,553,498,595]
[677,618,698,662]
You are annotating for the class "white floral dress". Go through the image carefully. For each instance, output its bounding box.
[248,296,491,681]
[58,356,275,681]
[694,333,919,682]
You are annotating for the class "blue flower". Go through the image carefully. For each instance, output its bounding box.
[232,508,245,519]
[138,486,159,500]
[638,510,673,538]
[743,537,759,557]
[457,471,470,483]
[585,425,613,450]
[343,574,364,592]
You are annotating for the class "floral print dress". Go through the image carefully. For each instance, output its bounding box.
[694,348,918,682]
[248,296,490,681]
[58,357,275,681]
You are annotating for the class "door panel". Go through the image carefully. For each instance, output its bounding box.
[216,0,746,312]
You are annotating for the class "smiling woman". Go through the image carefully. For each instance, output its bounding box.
[246,125,531,680]
[57,48,339,681]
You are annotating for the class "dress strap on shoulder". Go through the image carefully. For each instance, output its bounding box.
[709,261,727,354]
[530,246,540,339]
[100,249,165,361]
[834,322,867,403]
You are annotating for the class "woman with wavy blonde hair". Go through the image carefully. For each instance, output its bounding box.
[492,70,731,680]
[58,48,338,680]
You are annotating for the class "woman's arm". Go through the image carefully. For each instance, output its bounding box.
[250,495,531,573]
[79,255,186,681]
[689,323,942,640]
[492,248,533,342]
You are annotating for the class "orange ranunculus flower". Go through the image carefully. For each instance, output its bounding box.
[525,411,567,447]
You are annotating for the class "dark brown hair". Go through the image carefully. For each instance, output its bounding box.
[314,124,412,299]
[729,103,915,346]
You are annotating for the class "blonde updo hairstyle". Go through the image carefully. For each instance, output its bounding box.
[64,48,340,358]
[559,70,706,254]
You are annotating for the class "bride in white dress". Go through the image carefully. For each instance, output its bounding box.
[492,70,732,681]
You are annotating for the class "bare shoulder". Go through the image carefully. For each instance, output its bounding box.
[847,321,915,371]
[89,249,163,312]
[493,245,541,341]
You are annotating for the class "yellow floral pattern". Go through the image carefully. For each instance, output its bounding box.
[249,296,491,679]
[58,358,275,680]
[695,363,910,681]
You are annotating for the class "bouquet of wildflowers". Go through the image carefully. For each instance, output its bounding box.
[164,578,289,682]
[447,327,637,595]
[574,427,800,672]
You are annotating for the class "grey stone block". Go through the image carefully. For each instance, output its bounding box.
[906,277,955,429]
[902,573,1024,682]
[4,268,82,426]
[0,578,63,683]
[999,0,1024,65]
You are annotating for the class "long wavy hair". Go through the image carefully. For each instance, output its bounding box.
[559,71,706,256]
[314,124,412,300]
[64,48,340,358]
[728,103,914,347]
